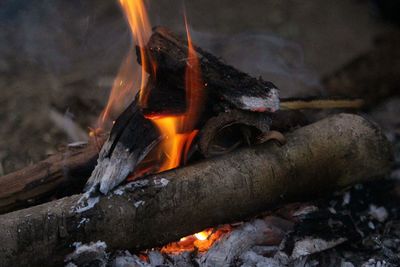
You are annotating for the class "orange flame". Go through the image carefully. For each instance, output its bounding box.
[118,0,154,106]
[96,0,154,132]
[98,0,202,173]
[143,15,205,173]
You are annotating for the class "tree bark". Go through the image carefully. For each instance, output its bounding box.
[0,140,102,215]
[0,114,392,267]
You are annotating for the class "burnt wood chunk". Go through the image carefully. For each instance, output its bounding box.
[84,97,160,195]
[138,27,280,113]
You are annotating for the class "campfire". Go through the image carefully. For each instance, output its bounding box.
[1,1,399,267]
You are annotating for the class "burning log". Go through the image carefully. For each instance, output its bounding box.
[140,26,280,114]
[86,26,281,195]
[0,114,391,267]
[0,140,102,215]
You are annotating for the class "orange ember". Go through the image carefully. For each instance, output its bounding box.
[161,225,232,254]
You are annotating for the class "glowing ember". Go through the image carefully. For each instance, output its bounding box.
[161,225,232,254]
[194,231,209,241]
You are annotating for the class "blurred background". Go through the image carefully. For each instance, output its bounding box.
[0,0,399,174]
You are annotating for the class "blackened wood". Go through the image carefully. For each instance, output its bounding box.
[138,27,280,113]
[0,114,391,267]
[84,97,160,194]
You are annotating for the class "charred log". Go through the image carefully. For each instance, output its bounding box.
[0,114,391,267]
[138,26,280,113]
[84,97,160,195]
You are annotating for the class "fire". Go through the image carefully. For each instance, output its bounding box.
[98,0,204,173]
[145,15,205,172]
[161,225,232,254]
[118,0,154,106]
[96,0,153,132]
[97,0,227,256]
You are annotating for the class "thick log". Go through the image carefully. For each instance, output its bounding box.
[0,114,392,267]
[0,140,101,215]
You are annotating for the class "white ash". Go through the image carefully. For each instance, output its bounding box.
[240,88,280,112]
[361,259,390,267]
[368,221,376,230]
[369,205,388,223]
[153,177,169,187]
[342,192,351,206]
[238,251,282,267]
[292,205,319,218]
[77,217,90,228]
[113,179,150,195]
[67,141,88,148]
[134,200,145,208]
[111,251,151,267]
[65,241,108,267]
[148,251,165,266]
[290,237,347,259]
[250,245,279,257]
[341,262,355,267]
[73,191,100,213]
[328,207,337,214]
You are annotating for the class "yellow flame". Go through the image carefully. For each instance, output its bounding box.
[118,0,153,105]
[194,231,209,241]
[145,15,204,172]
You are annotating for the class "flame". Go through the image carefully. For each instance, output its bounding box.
[98,50,139,129]
[141,15,205,173]
[96,0,154,132]
[161,225,232,254]
[96,0,227,256]
[118,0,154,106]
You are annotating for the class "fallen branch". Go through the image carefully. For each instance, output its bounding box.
[0,114,391,267]
[0,140,102,215]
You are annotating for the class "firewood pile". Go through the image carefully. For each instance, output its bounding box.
[1,1,400,267]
